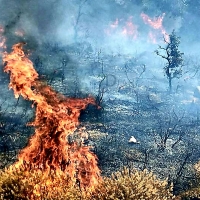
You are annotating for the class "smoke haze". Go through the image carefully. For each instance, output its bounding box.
[0,0,199,100]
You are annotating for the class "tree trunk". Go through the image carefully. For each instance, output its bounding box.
[169,77,172,93]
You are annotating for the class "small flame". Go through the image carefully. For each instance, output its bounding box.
[104,18,120,35]
[3,43,101,192]
[110,18,119,29]
[141,12,169,43]
[105,17,138,40]
[148,31,157,44]
[15,29,25,37]
[0,26,6,50]
[121,16,138,39]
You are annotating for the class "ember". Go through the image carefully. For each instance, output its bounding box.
[0,26,6,50]
[2,43,101,192]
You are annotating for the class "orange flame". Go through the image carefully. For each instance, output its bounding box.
[3,43,101,190]
[141,12,169,43]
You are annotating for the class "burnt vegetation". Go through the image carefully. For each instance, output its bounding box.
[1,39,200,198]
[1,0,200,199]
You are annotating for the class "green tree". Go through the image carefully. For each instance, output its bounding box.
[155,30,184,92]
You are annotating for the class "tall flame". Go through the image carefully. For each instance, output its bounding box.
[3,43,101,190]
[141,12,169,43]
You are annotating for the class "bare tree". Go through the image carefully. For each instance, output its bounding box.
[73,0,88,42]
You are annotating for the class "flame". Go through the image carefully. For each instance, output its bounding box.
[15,29,25,37]
[104,18,119,35]
[0,26,6,51]
[110,18,119,29]
[141,12,164,30]
[141,12,169,43]
[121,16,138,39]
[148,31,157,44]
[105,14,170,43]
[105,17,138,39]
[3,43,101,192]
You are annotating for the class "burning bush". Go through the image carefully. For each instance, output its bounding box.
[2,42,101,195]
[0,166,175,199]
[0,41,176,199]
[0,167,84,199]
[90,167,175,200]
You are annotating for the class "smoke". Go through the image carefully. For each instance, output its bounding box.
[0,0,62,49]
[0,0,190,52]
[0,0,199,103]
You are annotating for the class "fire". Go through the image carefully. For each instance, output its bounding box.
[15,29,25,37]
[148,31,157,44]
[104,18,119,35]
[3,43,101,193]
[105,17,138,39]
[105,14,170,43]
[0,26,6,51]
[110,18,119,29]
[141,12,169,43]
[121,16,138,39]
[141,12,164,30]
